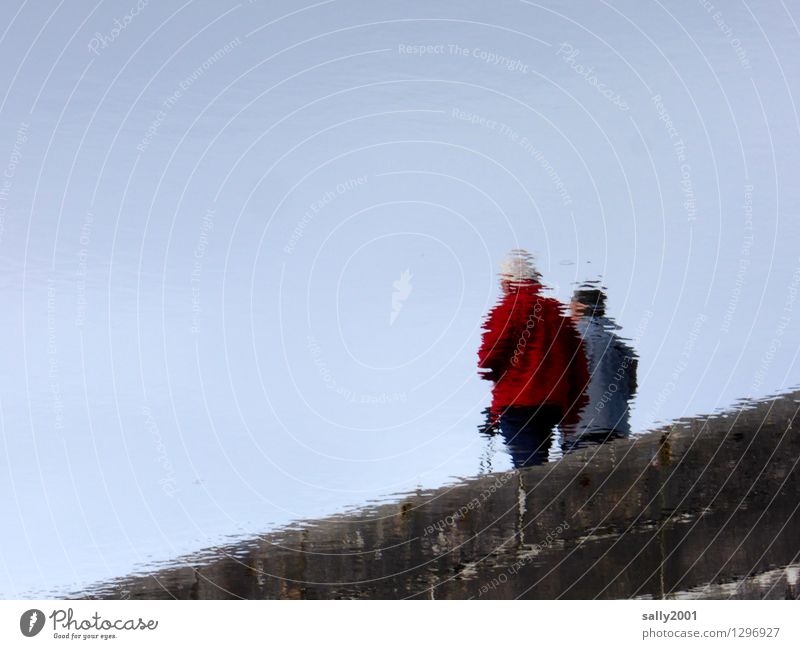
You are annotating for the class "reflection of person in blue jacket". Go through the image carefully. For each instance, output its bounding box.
[561,285,638,453]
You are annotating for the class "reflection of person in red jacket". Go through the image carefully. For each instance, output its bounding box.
[478,250,589,466]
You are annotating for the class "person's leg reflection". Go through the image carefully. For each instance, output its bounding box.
[498,406,561,468]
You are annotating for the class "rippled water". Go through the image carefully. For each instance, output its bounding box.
[94,390,800,600]
[1,0,799,597]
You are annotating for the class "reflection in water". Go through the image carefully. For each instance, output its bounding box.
[477,252,640,466]
[94,389,800,600]
[561,283,638,452]
[497,405,562,467]
[658,564,800,600]
[477,250,589,467]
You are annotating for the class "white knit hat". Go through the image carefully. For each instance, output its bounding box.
[499,249,540,286]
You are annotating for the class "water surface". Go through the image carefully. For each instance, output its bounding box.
[0,0,798,596]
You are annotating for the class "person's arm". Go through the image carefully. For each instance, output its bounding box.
[477,293,522,381]
[560,317,590,424]
[626,348,638,398]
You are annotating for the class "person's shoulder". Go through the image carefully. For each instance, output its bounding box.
[531,291,563,310]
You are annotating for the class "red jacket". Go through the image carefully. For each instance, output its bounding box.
[478,282,589,421]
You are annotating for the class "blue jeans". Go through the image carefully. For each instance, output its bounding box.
[498,405,562,468]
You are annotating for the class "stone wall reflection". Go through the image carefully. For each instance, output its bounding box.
[98,390,800,600]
